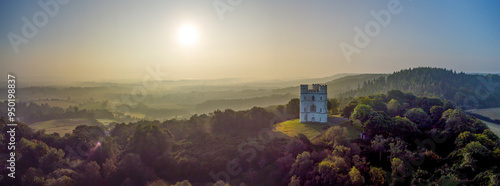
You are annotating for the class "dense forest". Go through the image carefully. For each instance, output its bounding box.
[340,67,500,109]
[1,90,499,185]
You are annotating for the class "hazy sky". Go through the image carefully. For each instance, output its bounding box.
[1,0,499,82]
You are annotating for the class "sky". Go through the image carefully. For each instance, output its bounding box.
[1,0,499,82]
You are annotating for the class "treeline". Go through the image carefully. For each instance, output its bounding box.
[466,112,500,125]
[0,100,191,125]
[340,67,500,109]
[0,101,114,124]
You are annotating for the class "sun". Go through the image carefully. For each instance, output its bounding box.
[177,23,199,46]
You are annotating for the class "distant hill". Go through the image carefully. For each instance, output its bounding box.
[211,73,357,88]
[468,73,500,76]
[340,67,500,109]
[195,93,296,113]
[193,74,385,113]
[73,73,357,89]
[323,74,388,96]
[272,74,386,96]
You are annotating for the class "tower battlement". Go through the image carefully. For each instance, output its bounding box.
[300,84,327,93]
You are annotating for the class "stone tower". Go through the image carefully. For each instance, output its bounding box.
[300,84,327,123]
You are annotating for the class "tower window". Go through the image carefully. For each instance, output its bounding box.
[310,104,316,112]
[312,96,315,101]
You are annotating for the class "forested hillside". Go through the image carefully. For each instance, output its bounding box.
[340,67,500,109]
[274,74,386,97]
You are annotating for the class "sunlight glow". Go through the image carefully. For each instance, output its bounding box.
[177,23,199,46]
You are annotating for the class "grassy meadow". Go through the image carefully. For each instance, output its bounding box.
[274,116,361,140]
[482,120,500,137]
[467,107,500,120]
[467,107,500,136]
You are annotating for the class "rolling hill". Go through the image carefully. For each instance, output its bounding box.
[339,67,500,109]
[271,74,387,97]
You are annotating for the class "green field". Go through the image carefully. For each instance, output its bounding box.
[30,118,101,135]
[274,117,362,140]
[466,107,500,137]
[78,102,106,110]
[467,107,500,120]
[97,119,118,126]
[482,120,500,137]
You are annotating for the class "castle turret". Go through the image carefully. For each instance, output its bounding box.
[319,85,327,94]
[312,84,320,91]
[300,84,308,93]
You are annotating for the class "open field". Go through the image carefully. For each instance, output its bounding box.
[467,107,500,120]
[30,118,101,135]
[78,102,106,110]
[466,107,500,137]
[274,116,361,140]
[274,119,331,140]
[482,120,500,137]
[97,119,118,126]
